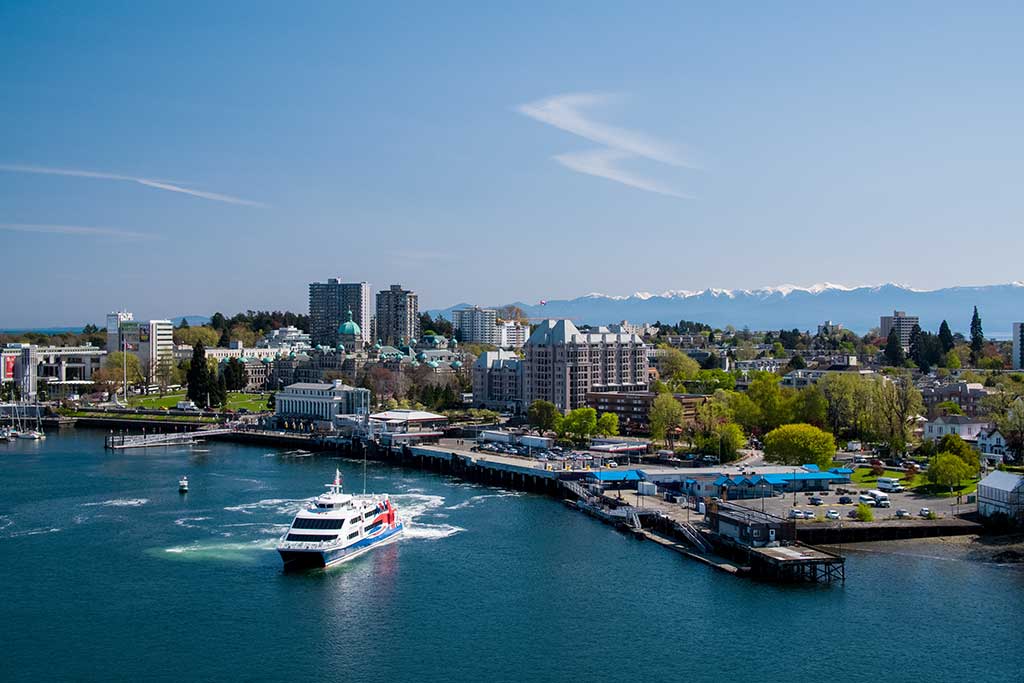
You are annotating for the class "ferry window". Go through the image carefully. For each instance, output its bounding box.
[347,530,360,539]
[286,533,337,542]
[364,522,381,533]
[364,510,378,519]
[292,518,344,529]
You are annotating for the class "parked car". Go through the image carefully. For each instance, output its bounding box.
[825,509,840,520]
[809,497,824,506]
[919,507,932,518]
[606,461,619,468]
[838,496,853,504]
[896,509,911,518]
[788,509,805,519]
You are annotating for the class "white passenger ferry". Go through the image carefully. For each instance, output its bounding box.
[277,469,404,570]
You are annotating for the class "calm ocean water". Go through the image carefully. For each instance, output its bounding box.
[1,430,1021,683]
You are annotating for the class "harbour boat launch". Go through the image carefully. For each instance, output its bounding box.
[277,469,403,570]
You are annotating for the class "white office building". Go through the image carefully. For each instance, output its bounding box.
[497,320,528,349]
[880,310,919,349]
[274,380,371,424]
[105,313,174,381]
[453,307,499,345]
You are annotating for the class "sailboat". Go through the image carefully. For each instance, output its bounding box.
[17,401,44,440]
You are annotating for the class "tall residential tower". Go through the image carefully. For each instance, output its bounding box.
[375,284,419,345]
[308,279,372,348]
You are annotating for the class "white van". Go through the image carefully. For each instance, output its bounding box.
[858,494,877,507]
[877,477,905,493]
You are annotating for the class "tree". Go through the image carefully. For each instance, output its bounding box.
[210,312,227,331]
[938,320,955,353]
[596,412,619,437]
[792,385,827,428]
[649,392,684,445]
[527,400,560,434]
[224,357,247,391]
[873,372,922,457]
[229,324,258,348]
[855,503,874,522]
[746,372,793,431]
[934,400,963,416]
[178,317,190,329]
[970,306,984,365]
[883,328,905,366]
[104,352,143,389]
[186,342,211,408]
[266,392,276,410]
[763,423,836,469]
[936,433,979,474]
[944,350,961,370]
[173,326,220,348]
[660,347,699,386]
[787,354,807,371]
[927,452,974,492]
[217,328,231,348]
[690,369,735,393]
[561,408,598,443]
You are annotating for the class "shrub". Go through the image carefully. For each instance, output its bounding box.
[855,503,874,522]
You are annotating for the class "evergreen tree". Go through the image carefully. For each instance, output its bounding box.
[186,342,210,408]
[938,320,954,353]
[210,312,227,331]
[178,317,190,329]
[217,328,231,348]
[884,328,906,366]
[969,306,984,364]
[908,324,923,367]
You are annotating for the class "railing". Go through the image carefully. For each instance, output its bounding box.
[675,521,713,553]
[104,428,233,449]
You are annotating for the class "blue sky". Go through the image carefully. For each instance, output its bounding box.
[3,2,1023,326]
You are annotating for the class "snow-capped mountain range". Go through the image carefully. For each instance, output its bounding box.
[430,282,1024,335]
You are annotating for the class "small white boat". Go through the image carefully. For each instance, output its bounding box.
[18,430,43,440]
[178,476,189,493]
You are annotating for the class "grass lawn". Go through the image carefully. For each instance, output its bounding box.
[851,468,925,488]
[128,392,269,412]
[851,466,977,498]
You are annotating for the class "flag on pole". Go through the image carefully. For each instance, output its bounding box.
[334,469,341,487]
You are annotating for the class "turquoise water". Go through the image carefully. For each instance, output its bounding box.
[1,430,1021,683]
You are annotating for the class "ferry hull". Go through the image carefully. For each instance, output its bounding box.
[279,522,404,571]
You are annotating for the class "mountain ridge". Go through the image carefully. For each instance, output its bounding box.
[427,282,1024,336]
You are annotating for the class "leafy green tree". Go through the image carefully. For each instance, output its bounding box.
[104,351,144,387]
[649,392,684,445]
[746,372,793,431]
[186,342,211,408]
[173,326,220,348]
[970,306,984,365]
[690,369,735,393]
[883,328,905,366]
[944,350,961,370]
[266,392,276,410]
[934,400,963,416]
[660,347,699,385]
[527,400,560,434]
[855,503,874,522]
[938,320,955,353]
[791,385,827,428]
[927,452,974,492]
[787,354,807,371]
[763,423,836,469]
[561,408,598,443]
[720,390,762,434]
[210,312,227,331]
[596,412,619,437]
[935,433,979,473]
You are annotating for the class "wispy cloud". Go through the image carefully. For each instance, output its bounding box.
[517,92,696,198]
[554,149,693,200]
[0,163,266,207]
[0,222,161,240]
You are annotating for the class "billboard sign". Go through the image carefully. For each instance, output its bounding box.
[3,355,14,380]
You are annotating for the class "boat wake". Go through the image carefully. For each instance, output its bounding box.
[223,498,311,516]
[446,491,524,511]
[391,493,465,541]
[81,498,149,508]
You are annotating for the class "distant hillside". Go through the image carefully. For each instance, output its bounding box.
[428,283,1024,336]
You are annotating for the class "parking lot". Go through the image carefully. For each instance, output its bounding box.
[730,485,974,522]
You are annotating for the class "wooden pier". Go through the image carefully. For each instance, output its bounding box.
[104,428,233,450]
